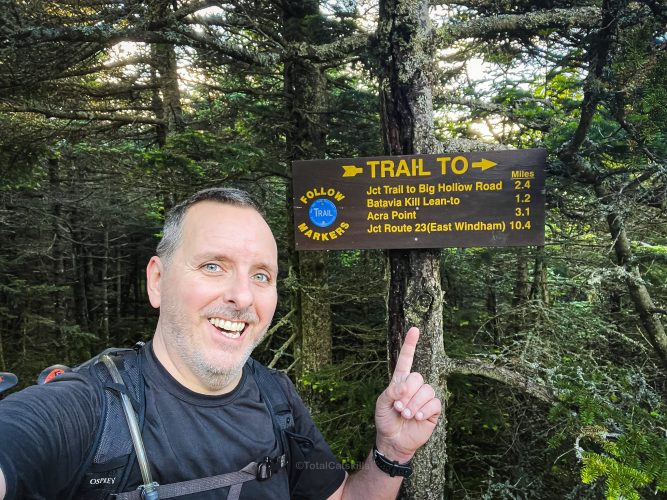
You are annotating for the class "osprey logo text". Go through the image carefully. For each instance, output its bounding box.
[89,477,116,485]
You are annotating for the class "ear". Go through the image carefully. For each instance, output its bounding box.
[146,256,164,309]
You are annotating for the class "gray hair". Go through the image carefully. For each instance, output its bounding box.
[156,187,264,264]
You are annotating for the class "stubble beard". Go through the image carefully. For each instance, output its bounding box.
[163,302,268,391]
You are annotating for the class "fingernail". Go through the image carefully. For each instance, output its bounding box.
[402,408,412,418]
[394,401,404,411]
[416,411,424,420]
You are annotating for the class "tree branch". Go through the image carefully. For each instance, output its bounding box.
[2,107,164,125]
[261,309,295,343]
[172,25,280,66]
[443,356,554,403]
[291,33,368,64]
[3,23,280,68]
[438,7,601,42]
[54,55,153,80]
[268,331,297,369]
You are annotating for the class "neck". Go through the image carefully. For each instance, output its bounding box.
[152,327,242,395]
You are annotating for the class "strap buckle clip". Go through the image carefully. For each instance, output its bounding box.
[256,456,273,481]
[138,482,160,500]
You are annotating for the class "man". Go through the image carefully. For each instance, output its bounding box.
[0,188,441,499]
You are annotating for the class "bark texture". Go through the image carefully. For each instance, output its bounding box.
[596,184,667,368]
[149,0,184,145]
[530,247,549,305]
[283,0,333,380]
[377,1,447,497]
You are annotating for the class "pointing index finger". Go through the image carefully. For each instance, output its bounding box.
[392,327,420,382]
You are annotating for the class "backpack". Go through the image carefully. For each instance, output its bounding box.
[43,343,302,500]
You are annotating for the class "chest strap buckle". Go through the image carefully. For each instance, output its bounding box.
[256,457,273,481]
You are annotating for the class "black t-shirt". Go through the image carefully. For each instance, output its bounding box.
[0,343,345,499]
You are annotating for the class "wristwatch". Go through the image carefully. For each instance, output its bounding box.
[372,445,413,478]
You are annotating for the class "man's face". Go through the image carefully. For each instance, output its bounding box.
[148,201,278,393]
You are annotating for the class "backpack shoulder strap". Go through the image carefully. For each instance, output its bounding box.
[67,344,147,500]
[247,357,296,450]
[112,358,296,500]
[99,352,158,499]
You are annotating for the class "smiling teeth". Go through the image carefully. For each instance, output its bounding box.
[208,318,245,339]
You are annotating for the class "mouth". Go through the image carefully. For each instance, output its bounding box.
[208,317,248,340]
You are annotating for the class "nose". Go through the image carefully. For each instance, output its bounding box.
[222,272,254,310]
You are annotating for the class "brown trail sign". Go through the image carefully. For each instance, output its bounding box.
[292,149,546,250]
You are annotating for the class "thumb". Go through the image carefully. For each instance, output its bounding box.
[377,378,404,408]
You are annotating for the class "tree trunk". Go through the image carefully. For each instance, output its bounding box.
[510,250,530,333]
[283,0,333,384]
[377,0,447,497]
[155,42,185,133]
[85,247,95,328]
[132,254,140,319]
[101,225,110,345]
[71,236,89,332]
[48,155,69,363]
[0,328,5,371]
[149,54,167,147]
[595,183,667,368]
[486,273,500,344]
[149,0,183,145]
[115,246,122,343]
[512,251,530,308]
[530,246,549,305]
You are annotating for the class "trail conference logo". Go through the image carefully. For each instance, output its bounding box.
[297,186,350,243]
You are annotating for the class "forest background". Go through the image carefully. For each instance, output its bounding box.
[0,0,666,498]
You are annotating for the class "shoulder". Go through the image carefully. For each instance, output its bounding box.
[1,348,142,427]
[265,365,300,398]
[0,356,108,498]
[248,359,301,405]
[12,363,103,406]
[247,362,347,498]
[247,359,319,434]
[0,356,108,439]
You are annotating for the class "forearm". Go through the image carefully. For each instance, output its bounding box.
[338,447,412,500]
[341,456,402,499]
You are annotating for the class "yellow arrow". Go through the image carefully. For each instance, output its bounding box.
[472,158,497,171]
[342,165,364,177]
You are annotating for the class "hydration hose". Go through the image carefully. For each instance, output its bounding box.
[100,355,159,500]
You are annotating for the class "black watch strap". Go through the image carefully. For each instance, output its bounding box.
[372,445,413,478]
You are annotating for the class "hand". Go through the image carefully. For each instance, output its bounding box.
[374,327,441,462]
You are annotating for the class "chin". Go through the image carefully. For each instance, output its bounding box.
[206,349,249,372]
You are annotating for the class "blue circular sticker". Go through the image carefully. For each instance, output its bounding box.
[309,198,337,228]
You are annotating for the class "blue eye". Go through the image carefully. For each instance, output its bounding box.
[252,273,270,283]
[203,263,221,272]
